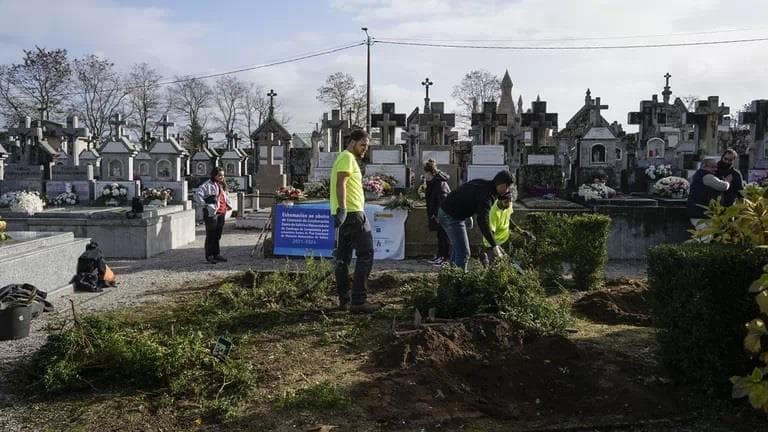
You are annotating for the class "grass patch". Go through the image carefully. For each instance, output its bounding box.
[273,381,351,411]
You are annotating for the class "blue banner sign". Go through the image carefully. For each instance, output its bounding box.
[273,202,335,257]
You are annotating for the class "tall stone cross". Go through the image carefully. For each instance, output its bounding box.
[402,124,421,161]
[322,110,346,152]
[421,77,433,113]
[157,114,175,141]
[740,100,768,167]
[371,102,406,146]
[685,96,730,156]
[109,113,127,139]
[588,97,609,127]
[267,89,277,119]
[521,98,558,151]
[471,102,508,146]
[54,115,90,165]
[7,115,43,165]
[662,72,672,104]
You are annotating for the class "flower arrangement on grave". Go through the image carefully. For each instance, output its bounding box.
[100,183,129,206]
[0,215,9,241]
[577,183,615,202]
[142,187,173,205]
[304,178,330,199]
[10,191,46,215]
[651,176,689,199]
[275,186,305,202]
[644,164,673,180]
[363,174,396,198]
[50,191,79,207]
[383,193,416,211]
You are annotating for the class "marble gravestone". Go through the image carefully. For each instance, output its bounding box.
[46,165,95,204]
[467,145,508,182]
[309,151,338,182]
[366,144,408,188]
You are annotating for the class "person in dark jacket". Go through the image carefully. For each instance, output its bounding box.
[687,157,731,229]
[423,159,451,265]
[438,170,515,271]
[716,148,744,207]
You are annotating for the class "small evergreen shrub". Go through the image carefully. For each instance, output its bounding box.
[567,214,611,291]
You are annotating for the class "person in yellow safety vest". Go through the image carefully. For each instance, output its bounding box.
[482,191,514,266]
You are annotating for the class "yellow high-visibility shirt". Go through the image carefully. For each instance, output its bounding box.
[330,150,364,214]
[483,200,514,247]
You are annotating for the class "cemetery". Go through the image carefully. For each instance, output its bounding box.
[1,32,768,431]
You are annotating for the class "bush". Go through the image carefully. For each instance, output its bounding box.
[568,214,610,291]
[648,243,767,391]
[524,213,570,287]
[401,260,571,336]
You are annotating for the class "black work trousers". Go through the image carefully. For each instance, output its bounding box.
[335,211,374,305]
[204,213,226,258]
[436,225,450,260]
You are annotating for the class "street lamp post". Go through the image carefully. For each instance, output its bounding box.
[362,27,371,132]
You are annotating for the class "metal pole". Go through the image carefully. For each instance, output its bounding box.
[362,27,371,132]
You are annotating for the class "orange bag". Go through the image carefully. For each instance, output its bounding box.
[103,265,116,286]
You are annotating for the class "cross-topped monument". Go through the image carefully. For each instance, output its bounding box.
[588,97,609,127]
[471,102,508,146]
[6,116,44,165]
[418,102,456,147]
[51,115,90,165]
[109,113,127,139]
[157,114,174,141]
[371,102,406,146]
[521,97,558,151]
[740,100,768,169]
[267,89,277,119]
[684,96,730,156]
[322,110,347,152]
[662,73,672,104]
[421,77,433,114]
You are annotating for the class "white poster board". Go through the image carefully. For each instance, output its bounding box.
[363,204,408,260]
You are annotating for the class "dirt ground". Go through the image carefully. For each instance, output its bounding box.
[572,278,652,326]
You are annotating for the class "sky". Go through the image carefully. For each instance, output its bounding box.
[1,0,768,137]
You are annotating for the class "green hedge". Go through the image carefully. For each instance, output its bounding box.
[648,243,766,391]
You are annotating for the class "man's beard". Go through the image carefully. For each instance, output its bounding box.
[717,160,732,171]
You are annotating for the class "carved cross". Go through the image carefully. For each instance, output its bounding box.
[685,96,730,156]
[6,115,43,165]
[588,97,609,127]
[521,99,558,151]
[421,77,433,113]
[52,115,90,164]
[267,89,277,119]
[471,102,508,146]
[401,124,421,160]
[371,103,406,146]
[109,113,127,139]
[322,110,347,151]
[157,114,175,141]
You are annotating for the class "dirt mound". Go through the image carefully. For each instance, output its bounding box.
[359,314,681,428]
[573,278,652,326]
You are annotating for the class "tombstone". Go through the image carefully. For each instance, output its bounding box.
[418,102,456,147]
[95,114,139,203]
[366,144,408,188]
[218,130,250,192]
[471,102,508,146]
[0,164,46,194]
[252,143,287,204]
[466,145,508,182]
[251,95,292,182]
[740,99,768,170]
[322,110,347,152]
[78,148,101,176]
[6,116,45,166]
[684,96,730,157]
[142,116,189,203]
[371,103,406,146]
[49,115,90,166]
[189,132,219,183]
[521,97,558,152]
[134,151,152,180]
[419,145,460,190]
[402,123,422,172]
[46,164,95,204]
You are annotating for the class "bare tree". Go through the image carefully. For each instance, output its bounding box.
[70,54,128,140]
[169,77,212,152]
[241,83,269,139]
[126,62,165,147]
[451,69,501,119]
[213,75,247,134]
[0,46,72,125]
[316,72,357,113]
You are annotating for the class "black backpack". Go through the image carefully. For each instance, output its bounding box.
[73,243,104,293]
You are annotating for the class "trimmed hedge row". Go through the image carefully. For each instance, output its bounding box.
[648,243,767,391]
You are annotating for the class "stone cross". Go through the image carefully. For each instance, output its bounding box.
[54,115,90,166]
[421,77,433,113]
[740,100,768,167]
[267,89,277,119]
[471,102,508,146]
[402,124,421,160]
[662,72,672,104]
[109,113,127,139]
[521,98,558,151]
[157,114,174,141]
[322,110,346,152]
[685,96,730,156]
[371,102,406,146]
[6,116,43,165]
[588,97,609,127]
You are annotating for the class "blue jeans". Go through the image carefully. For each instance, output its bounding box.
[438,208,470,271]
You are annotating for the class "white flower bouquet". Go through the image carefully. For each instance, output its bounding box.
[10,191,46,215]
[644,164,673,180]
[652,176,689,199]
[577,183,615,202]
[142,187,173,204]
[51,191,79,207]
[100,183,129,206]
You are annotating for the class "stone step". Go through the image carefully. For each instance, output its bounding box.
[234,208,273,230]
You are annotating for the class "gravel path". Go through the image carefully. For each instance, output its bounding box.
[0,220,647,429]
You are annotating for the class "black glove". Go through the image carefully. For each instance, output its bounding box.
[334,208,347,227]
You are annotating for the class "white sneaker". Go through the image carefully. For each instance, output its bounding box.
[427,256,440,264]
[432,257,446,266]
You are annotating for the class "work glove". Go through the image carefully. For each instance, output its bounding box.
[334,208,347,228]
[465,217,474,230]
[492,245,506,258]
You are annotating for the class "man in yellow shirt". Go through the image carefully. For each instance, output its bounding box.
[330,129,378,314]
[482,191,514,266]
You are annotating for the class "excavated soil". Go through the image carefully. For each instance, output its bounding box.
[572,278,652,326]
[357,315,681,428]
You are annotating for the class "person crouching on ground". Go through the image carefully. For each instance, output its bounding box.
[194,166,232,264]
[482,191,514,266]
[424,159,451,266]
[331,129,379,314]
[438,170,515,271]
